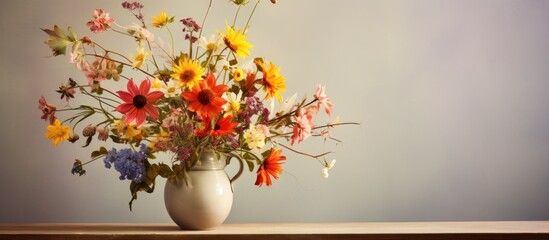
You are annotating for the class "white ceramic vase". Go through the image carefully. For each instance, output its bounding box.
[164,149,244,230]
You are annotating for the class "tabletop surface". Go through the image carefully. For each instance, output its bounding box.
[1,221,549,240]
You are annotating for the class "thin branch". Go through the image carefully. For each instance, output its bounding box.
[278,143,332,159]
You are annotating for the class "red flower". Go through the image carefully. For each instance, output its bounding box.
[194,116,212,137]
[194,115,237,137]
[212,115,237,137]
[115,79,163,126]
[255,148,286,187]
[182,73,228,119]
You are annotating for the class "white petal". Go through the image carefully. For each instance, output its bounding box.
[328,159,336,169]
[321,167,329,179]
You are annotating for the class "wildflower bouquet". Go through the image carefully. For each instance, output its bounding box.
[39,0,356,209]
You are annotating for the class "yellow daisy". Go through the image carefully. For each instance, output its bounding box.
[45,119,71,146]
[171,57,205,89]
[151,11,170,28]
[232,68,245,81]
[130,48,149,68]
[256,59,286,102]
[221,24,253,58]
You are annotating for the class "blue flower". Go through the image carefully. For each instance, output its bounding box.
[103,148,117,168]
[103,144,148,183]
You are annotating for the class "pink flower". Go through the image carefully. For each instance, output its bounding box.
[314,84,334,116]
[38,96,56,124]
[81,61,107,89]
[96,127,109,141]
[115,79,163,126]
[86,9,115,33]
[291,108,314,145]
[161,108,184,128]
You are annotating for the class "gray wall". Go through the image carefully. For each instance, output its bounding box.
[1,0,549,223]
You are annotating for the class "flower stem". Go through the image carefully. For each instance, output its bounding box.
[278,143,332,159]
[267,99,318,125]
[166,25,176,58]
[195,0,213,55]
[232,5,242,28]
[244,0,261,32]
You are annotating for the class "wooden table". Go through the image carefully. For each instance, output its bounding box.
[1,222,548,240]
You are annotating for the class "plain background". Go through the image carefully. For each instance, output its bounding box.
[1,0,549,223]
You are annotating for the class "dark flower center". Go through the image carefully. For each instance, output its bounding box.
[263,75,273,89]
[197,89,214,105]
[224,37,237,52]
[133,95,147,109]
[214,123,221,131]
[181,70,195,82]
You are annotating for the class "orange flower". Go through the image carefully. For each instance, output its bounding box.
[256,60,286,102]
[182,73,228,119]
[255,148,286,187]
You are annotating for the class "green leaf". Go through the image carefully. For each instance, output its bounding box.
[91,86,103,95]
[109,135,124,144]
[82,136,93,147]
[229,84,240,94]
[245,159,254,172]
[145,151,156,160]
[42,25,77,56]
[241,152,259,171]
[129,180,155,211]
[116,64,124,74]
[91,147,108,158]
[67,26,77,41]
[68,78,77,87]
[156,163,174,179]
[261,149,272,161]
[229,59,238,66]
[129,161,159,211]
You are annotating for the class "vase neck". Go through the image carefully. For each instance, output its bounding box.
[192,149,227,171]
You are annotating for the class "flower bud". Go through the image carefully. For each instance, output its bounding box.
[82,124,97,137]
[232,0,250,5]
[68,133,80,143]
[97,127,109,141]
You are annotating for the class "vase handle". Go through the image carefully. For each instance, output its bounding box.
[228,154,245,192]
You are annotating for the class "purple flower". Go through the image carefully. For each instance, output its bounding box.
[103,144,148,182]
[238,93,268,130]
[180,17,201,32]
[122,1,144,10]
[122,1,145,23]
[185,33,198,43]
[226,134,240,148]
